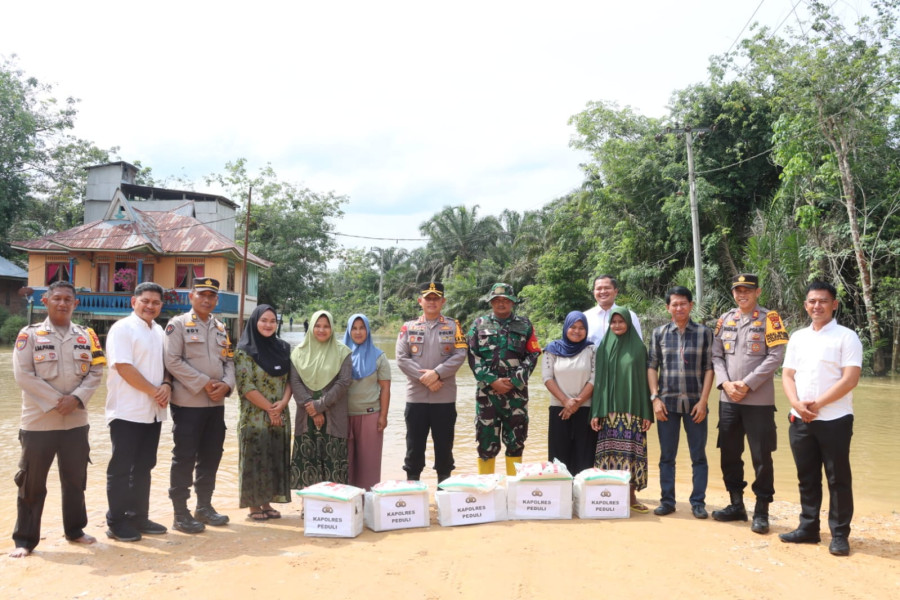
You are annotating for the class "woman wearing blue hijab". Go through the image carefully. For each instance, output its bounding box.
[342,314,391,490]
[542,311,596,475]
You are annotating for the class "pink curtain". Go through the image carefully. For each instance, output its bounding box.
[176,265,188,288]
[193,265,204,278]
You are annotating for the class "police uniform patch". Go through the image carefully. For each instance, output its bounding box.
[36,337,50,343]
[751,343,761,352]
[166,324,175,335]
[190,335,199,341]
[724,343,732,351]
[77,336,87,344]
[36,330,48,336]
[15,333,28,351]
[714,317,723,336]
[81,363,89,373]
[726,320,737,327]
[80,352,90,360]
[454,319,467,349]
[87,327,106,365]
[525,331,541,354]
[35,354,45,362]
[753,321,762,327]
[764,311,789,347]
[411,345,419,353]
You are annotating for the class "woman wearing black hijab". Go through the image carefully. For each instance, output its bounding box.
[234,305,293,521]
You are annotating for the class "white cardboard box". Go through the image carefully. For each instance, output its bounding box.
[435,488,508,526]
[573,479,631,519]
[364,491,430,532]
[506,478,573,520]
[303,495,364,537]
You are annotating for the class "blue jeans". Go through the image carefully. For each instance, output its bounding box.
[657,410,708,508]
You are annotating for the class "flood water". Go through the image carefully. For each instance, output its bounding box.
[0,332,897,517]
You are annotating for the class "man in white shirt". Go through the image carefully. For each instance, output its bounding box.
[104,282,171,542]
[584,275,643,345]
[779,281,862,557]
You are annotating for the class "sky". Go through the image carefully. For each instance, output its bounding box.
[1,0,876,255]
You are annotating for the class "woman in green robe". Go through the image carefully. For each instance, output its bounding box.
[235,304,293,520]
[289,310,352,488]
[591,306,654,513]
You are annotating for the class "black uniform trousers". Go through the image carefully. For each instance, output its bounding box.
[107,418,162,527]
[403,402,456,480]
[788,414,854,538]
[13,426,90,550]
[169,404,226,509]
[716,402,776,502]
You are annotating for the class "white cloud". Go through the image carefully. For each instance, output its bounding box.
[4,0,871,254]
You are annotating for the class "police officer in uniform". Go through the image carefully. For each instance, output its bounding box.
[396,281,467,482]
[164,278,235,533]
[711,273,788,533]
[466,283,541,476]
[10,281,105,557]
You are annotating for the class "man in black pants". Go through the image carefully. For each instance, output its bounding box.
[164,278,235,533]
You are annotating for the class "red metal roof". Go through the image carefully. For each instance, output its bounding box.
[12,209,272,268]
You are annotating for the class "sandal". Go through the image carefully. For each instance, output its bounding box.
[264,508,281,519]
[247,511,269,521]
[630,502,650,514]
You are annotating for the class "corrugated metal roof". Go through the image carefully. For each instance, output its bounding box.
[0,255,28,279]
[11,208,272,267]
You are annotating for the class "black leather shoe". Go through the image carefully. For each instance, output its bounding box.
[778,529,821,544]
[653,504,675,516]
[751,514,770,534]
[106,523,142,542]
[692,505,709,519]
[195,505,229,526]
[829,536,850,556]
[173,513,206,534]
[135,519,168,535]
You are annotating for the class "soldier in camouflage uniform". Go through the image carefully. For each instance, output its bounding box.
[466,283,541,476]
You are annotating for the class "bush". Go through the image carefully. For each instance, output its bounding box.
[0,315,27,343]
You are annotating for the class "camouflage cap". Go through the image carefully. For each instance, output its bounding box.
[487,282,519,303]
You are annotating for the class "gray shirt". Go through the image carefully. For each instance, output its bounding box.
[289,356,352,438]
[396,314,467,404]
[711,305,787,407]
[164,311,236,408]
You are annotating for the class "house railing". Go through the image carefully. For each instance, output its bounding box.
[27,288,241,316]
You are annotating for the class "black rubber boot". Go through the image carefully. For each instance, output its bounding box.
[751,500,770,534]
[712,490,748,522]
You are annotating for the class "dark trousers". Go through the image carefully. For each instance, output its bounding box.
[107,419,162,527]
[788,414,854,538]
[13,426,90,550]
[403,402,456,479]
[716,402,776,502]
[657,410,708,508]
[547,406,595,475]
[169,404,226,509]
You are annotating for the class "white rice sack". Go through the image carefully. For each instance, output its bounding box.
[574,468,631,486]
[371,479,429,496]
[437,474,502,494]
[514,459,573,481]
[296,481,365,501]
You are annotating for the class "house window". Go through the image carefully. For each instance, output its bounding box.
[141,264,155,283]
[175,264,205,288]
[46,263,70,285]
[97,263,110,292]
[227,263,235,292]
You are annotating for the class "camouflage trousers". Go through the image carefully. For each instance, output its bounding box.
[475,387,529,460]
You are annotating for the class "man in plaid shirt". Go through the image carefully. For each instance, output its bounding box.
[647,286,714,518]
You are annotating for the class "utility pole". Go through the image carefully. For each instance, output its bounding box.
[371,247,384,316]
[657,124,712,306]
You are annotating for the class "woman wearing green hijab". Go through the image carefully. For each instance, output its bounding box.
[591,306,654,514]
[289,310,353,487]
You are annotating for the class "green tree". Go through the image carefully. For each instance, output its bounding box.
[206,159,347,313]
[735,0,900,373]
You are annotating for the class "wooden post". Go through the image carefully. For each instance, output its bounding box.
[238,187,252,334]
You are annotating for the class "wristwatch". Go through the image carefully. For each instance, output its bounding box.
[650,393,660,401]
